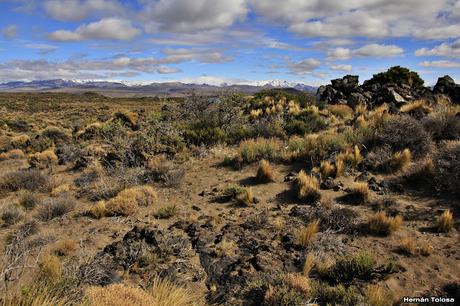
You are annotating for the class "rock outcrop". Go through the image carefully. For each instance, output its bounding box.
[316,67,460,108]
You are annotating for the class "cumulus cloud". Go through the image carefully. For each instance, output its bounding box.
[251,0,459,39]
[49,18,141,41]
[2,24,18,39]
[142,0,247,33]
[415,39,460,58]
[43,0,123,21]
[327,44,403,60]
[419,60,460,68]
[329,64,352,72]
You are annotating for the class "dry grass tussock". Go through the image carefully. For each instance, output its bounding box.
[238,138,282,164]
[256,159,276,182]
[296,170,321,203]
[349,182,371,204]
[437,210,454,233]
[388,148,412,172]
[85,276,202,306]
[368,211,403,236]
[365,284,393,306]
[28,150,58,169]
[296,220,320,247]
[101,185,157,217]
[0,149,25,161]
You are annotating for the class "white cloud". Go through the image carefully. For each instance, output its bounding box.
[2,24,18,39]
[288,58,321,74]
[23,43,58,54]
[142,0,247,33]
[415,39,460,58]
[327,44,403,60]
[329,64,352,72]
[161,48,232,63]
[251,0,459,39]
[327,48,352,60]
[43,0,123,21]
[419,60,460,68]
[49,18,141,41]
[353,44,403,57]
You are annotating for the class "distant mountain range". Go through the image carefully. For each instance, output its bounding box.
[0,79,317,97]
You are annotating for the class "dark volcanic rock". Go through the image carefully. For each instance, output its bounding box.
[433,75,460,104]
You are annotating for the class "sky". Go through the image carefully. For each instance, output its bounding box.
[0,0,460,86]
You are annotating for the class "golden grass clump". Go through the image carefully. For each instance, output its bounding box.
[355,115,369,128]
[389,148,412,172]
[288,100,301,115]
[419,241,433,256]
[28,150,58,169]
[239,138,281,164]
[250,108,263,119]
[400,100,432,115]
[102,185,156,217]
[328,104,353,119]
[112,110,138,128]
[368,211,403,236]
[52,239,77,257]
[355,103,367,115]
[38,254,62,282]
[283,273,310,295]
[88,201,107,219]
[236,187,255,206]
[437,210,453,233]
[256,159,276,183]
[350,182,371,204]
[10,134,30,148]
[398,237,416,256]
[51,184,71,197]
[296,220,320,247]
[85,284,154,306]
[150,275,202,306]
[320,161,335,178]
[0,149,25,161]
[296,170,321,203]
[302,252,316,276]
[365,284,393,306]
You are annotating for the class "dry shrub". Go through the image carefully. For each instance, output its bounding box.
[36,195,76,221]
[256,159,276,182]
[154,205,178,219]
[19,190,40,210]
[38,254,62,282]
[41,126,70,143]
[1,204,24,226]
[419,241,433,256]
[368,211,403,236]
[365,284,393,306]
[296,220,320,247]
[112,110,139,129]
[398,237,416,256]
[28,150,58,169]
[52,239,77,257]
[296,170,321,203]
[0,169,51,192]
[437,210,453,233]
[0,149,25,161]
[104,185,157,216]
[10,134,31,148]
[433,141,460,195]
[349,182,371,204]
[387,148,412,172]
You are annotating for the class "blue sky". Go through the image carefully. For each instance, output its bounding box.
[0,0,460,86]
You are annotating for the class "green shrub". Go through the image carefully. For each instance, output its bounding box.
[319,252,375,284]
[363,66,424,88]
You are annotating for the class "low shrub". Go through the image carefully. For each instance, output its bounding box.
[28,149,59,169]
[52,239,77,257]
[103,185,157,217]
[1,204,24,226]
[0,149,25,161]
[310,281,360,306]
[41,126,70,143]
[154,205,178,219]
[0,169,50,192]
[319,251,375,284]
[19,190,40,210]
[36,195,76,221]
